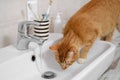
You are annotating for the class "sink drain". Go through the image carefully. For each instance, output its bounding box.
[41,71,56,79]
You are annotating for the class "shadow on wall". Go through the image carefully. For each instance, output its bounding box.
[2,36,12,47]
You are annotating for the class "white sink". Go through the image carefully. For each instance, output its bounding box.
[0,33,116,80]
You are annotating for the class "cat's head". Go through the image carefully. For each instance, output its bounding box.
[50,43,79,70]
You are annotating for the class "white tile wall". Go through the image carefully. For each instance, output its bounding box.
[38,0,90,18]
[0,0,27,48]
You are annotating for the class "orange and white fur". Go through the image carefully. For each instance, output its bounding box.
[50,0,120,70]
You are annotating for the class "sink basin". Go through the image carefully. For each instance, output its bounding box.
[0,33,116,80]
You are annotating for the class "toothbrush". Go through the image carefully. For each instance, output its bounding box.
[43,0,54,20]
[28,4,41,20]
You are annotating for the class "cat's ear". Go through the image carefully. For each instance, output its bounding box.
[49,43,60,52]
[68,47,79,59]
[68,51,74,58]
[68,46,78,57]
[66,51,75,62]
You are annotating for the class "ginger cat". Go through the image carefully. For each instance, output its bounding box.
[50,0,120,70]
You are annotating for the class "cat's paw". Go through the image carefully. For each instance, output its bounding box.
[77,58,86,64]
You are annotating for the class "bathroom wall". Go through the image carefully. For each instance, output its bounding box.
[0,0,27,48]
[38,0,90,18]
[0,0,90,48]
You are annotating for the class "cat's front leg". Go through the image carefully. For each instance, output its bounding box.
[77,58,86,64]
[100,30,114,42]
[77,40,95,64]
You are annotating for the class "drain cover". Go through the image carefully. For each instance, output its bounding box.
[41,71,56,79]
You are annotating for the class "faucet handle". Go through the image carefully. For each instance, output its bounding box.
[18,21,41,37]
[17,21,44,50]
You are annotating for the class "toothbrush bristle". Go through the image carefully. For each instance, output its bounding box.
[50,0,54,5]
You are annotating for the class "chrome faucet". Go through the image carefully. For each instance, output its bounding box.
[16,21,44,50]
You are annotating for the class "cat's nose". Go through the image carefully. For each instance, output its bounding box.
[62,66,67,70]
